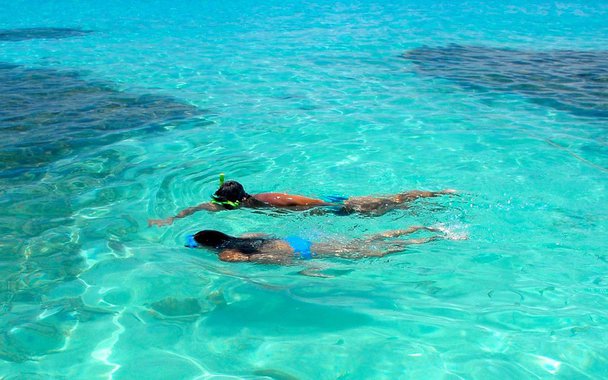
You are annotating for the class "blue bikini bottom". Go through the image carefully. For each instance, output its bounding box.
[285,236,314,260]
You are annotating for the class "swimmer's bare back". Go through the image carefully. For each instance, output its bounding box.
[250,193,331,208]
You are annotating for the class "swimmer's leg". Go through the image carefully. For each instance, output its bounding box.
[394,189,457,203]
[361,236,442,257]
[312,226,433,255]
[313,234,441,259]
[342,189,457,214]
[340,197,395,214]
[364,226,441,242]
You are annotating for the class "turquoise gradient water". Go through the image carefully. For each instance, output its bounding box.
[1,1,607,378]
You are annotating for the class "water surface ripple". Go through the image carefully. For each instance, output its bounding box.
[1,0,607,378]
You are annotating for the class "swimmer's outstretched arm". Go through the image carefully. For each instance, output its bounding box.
[148,202,223,227]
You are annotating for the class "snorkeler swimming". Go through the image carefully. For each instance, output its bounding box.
[185,226,462,264]
[148,174,457,227]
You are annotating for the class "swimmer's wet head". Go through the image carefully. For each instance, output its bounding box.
[212,180,250,209]
[188,230,268,255]
[191,230,232,249]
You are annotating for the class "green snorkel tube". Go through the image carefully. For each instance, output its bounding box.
[211,173,241,209]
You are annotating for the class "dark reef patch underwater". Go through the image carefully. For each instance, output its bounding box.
[402,44,608,118]
[0,62,206,180]
[0,27,92,41]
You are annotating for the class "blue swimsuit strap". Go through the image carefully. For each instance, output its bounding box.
[284,236,314,260]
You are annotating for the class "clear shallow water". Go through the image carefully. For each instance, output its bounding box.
[1,0,607,378]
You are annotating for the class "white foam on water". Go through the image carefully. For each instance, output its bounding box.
[533,354,562,375]
[432,223,469,240]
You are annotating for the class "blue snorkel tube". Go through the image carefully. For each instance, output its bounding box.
[185,234,199,248]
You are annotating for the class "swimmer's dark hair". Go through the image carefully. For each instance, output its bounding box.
[193,230,268,255]
[193,230,233,248]
[213,181,250,204]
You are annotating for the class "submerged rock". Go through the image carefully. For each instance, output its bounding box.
[0,27,92,41]
[403,44,608,118]
[0,63,207,179]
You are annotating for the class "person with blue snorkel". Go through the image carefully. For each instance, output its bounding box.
[185,225,459,264]
[148,174,456,227]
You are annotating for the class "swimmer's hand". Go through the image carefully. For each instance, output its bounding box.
[148,217,174,227]
[440,189,458,194]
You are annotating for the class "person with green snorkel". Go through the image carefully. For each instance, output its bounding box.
[148,174,456,227]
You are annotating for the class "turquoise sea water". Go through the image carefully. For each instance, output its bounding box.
[1,0,608,378]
